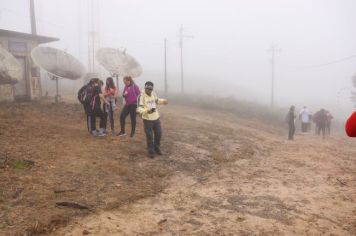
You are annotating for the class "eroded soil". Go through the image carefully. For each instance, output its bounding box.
[1,101,355,235]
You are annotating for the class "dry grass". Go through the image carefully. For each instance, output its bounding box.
[0,99,256,235]
[168,93,286,125]
[0,100,172,235]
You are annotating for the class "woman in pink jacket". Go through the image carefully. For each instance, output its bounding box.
[118,76,140,137]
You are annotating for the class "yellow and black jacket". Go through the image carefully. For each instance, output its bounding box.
[136,90,166,120]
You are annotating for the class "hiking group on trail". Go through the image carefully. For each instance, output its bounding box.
[78,76,352,154]
[78,77,168,158]
[286,105,334,140]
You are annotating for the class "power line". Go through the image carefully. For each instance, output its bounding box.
[282,54,356,69]
[302,54,356,68]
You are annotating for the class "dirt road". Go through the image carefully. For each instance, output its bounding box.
[51,105,356,236]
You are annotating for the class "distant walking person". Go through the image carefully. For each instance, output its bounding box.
[286,106,296,140]
[299,106,311,133]
[118,76,140,137]
[314,109,328,138]
[326,111,333,135]
[137,81,168,158]
[103,77,118,135]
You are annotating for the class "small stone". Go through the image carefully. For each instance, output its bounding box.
[236,216,246,222]
[83,229,90,235]
[186,219,202,226]
[158,219,167,225]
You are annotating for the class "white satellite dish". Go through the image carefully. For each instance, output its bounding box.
[0,44,21,85]
[96,48,143,78]
[31,46,86,102]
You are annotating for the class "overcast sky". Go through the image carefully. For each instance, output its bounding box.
[0,0,355,119]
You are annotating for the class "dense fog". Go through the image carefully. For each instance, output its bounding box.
[1,0,355,120]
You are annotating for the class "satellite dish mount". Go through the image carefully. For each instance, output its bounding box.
[48,73,61,103]
[111,73,119,89]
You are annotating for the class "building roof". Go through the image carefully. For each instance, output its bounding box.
[0,29,59,44]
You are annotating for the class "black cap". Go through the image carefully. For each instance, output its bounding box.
[145,81,154,87]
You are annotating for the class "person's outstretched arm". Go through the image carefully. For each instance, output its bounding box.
[155,93,168,105]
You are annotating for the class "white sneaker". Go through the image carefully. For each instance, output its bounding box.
[118,131,126,137]
[91,130,100,136]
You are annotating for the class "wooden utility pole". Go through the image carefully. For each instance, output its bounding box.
[164,38,168,97]
[268,44,281,108]
[87,0,100,74]
[30,0,37,35]
[90,0,95,72]
[178,25,193,93]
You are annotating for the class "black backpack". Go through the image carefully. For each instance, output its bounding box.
[77,84,94,104]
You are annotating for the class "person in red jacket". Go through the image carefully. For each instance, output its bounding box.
[345,112,356,137]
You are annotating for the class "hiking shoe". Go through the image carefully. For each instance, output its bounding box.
[91,130,100,136]
[97,131,107,137]
[155,148,162,155]
[130,132,135,138]
[100,128,108,134]
[118,131,126,137]
[148,151,155,158]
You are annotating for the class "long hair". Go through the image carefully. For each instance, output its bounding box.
[106,77,116,89]
[123,76,134,86]
[89,78,100,85]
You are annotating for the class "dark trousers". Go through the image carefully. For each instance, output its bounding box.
[288,123,295,140]
[143,119,162,153]
[120,104,137,134]
[104,103,115,131]
[86,115,92,132]
[83,103,93,133]
[90,109,106,132]
[83,103,105,132]
[301,122,308,133]
[307,122,311,132]
[317,124,326,137]
[326,122,331,135]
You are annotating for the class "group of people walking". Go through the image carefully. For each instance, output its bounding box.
[286,106,333,140]
[78,77,168,158]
